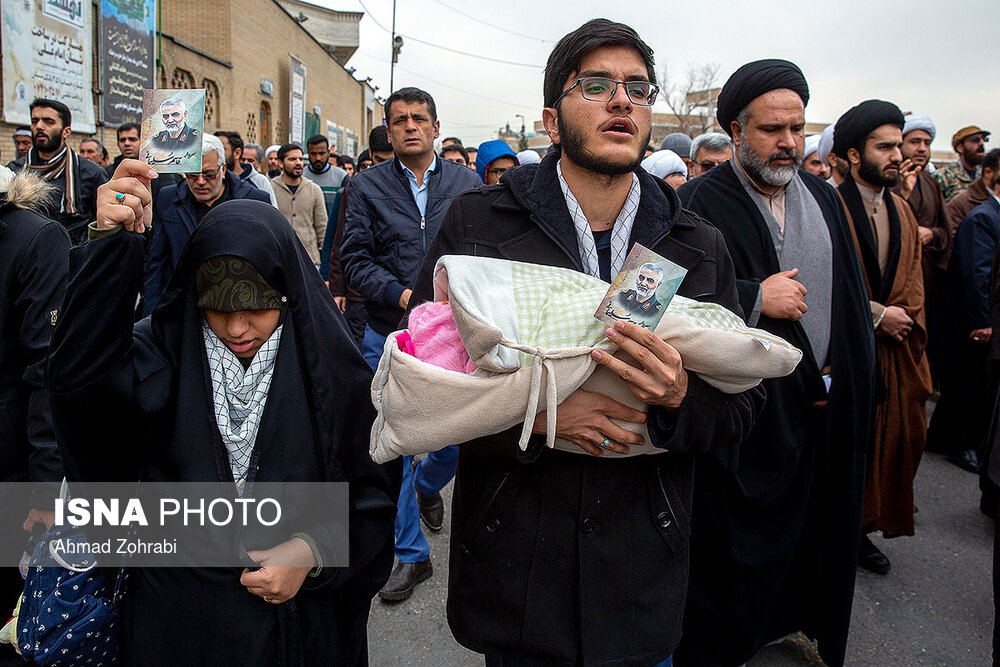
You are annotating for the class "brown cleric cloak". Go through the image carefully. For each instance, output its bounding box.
[841,177,933,535]
[893,170,954,286]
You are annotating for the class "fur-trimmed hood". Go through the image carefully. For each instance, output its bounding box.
[0,165,55,211]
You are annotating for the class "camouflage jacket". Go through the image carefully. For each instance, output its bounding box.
[933,161,979,202]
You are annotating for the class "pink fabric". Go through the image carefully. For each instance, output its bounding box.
[407,302,475,373]
[394,331,415,356]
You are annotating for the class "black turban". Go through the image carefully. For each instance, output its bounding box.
[716,59,810,136]
[832,100,904,158]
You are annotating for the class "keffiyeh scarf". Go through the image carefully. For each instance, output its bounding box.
[557,159,640,280]
[203,321,283,494]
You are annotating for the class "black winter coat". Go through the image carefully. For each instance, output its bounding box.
[47,201,397,666]
[406,153,764,667]
[676,163,875,667]
[13,153,107,244]
[0,190,68,492]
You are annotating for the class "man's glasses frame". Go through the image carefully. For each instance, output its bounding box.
[555,77,659,107]
[185,166,222,181]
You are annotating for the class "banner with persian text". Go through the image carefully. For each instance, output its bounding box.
[101,0,156,127]
[289,54,306,144]
[2,0,97,133]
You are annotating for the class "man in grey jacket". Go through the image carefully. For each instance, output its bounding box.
[271,143,327,268]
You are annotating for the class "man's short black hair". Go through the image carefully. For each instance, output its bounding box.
[442,136,462,146]
[441,143,469,164]
[342,155,354,166]
[384,87,437,123]
[543,19,656,109]
[29,98,72,128]
[214,130,244,153]
[277,143,302,161]
[983,148,1000,173]
[368,126,391,153]
[306,134,329,150]
[333,154,345,167]
[117,122,140,137]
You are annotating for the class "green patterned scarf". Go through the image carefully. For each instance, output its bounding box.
[196,256,286,312]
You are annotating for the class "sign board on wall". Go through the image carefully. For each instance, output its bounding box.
[289,54,306,143]
[101,0,156,127]
[2,0,97,132]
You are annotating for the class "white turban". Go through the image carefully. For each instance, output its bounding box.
[265,144,281,158]
[804,134,821,158]
[818,123,836,164]
[903,113,936,141]
[516,149,541,165]
[641,150,687,180]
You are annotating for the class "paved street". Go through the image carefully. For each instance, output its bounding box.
[368,450,994,666]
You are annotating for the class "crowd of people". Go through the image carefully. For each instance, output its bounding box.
[2,15,999,667]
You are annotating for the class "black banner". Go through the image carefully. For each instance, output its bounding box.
[100,0,155,127]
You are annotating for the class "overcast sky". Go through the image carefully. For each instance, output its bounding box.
[322,0,999,153]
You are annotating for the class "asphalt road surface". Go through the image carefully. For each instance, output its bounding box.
[368,451,994,666]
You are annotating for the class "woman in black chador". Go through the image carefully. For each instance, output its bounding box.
[47,160,397,666]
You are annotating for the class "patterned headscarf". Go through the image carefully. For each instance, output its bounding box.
[196,256,286,312]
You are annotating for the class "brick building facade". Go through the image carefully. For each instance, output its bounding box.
[0,0,381,164]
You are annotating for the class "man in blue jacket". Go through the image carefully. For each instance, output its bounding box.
[143,134,270,316]
[927,169,1000,471]
[341,86,480,601]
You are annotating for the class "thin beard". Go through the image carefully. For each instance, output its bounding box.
[557,115,647,176]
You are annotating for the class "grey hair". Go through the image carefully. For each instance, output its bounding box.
[159,97,187,112]
[201,134,226,166]
[639,263,664,281]
[690,132,733,161]
[735,106,751,133]
[245,142,264,162]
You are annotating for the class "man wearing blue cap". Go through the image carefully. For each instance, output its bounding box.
[475,139,519,184]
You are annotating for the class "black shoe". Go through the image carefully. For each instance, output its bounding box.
[947,449,980,473]
[858,535,890,575]
[417,488,445,531]
[412,458,445,531]
[378,560,433,602]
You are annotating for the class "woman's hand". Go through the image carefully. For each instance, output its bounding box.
[240,537,317,604]
[95,159,157,233]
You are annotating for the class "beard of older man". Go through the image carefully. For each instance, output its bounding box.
[738,137,802,188]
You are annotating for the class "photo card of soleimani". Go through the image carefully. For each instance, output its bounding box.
[595,243,688,331]
[139,88,205,173]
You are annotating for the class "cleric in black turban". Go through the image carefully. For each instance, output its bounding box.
[716,59,810,136]
[832,99,905,158]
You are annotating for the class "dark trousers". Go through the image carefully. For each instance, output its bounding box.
[927,337,991,457]
[994,497,1000,666]
[345,300,368,350]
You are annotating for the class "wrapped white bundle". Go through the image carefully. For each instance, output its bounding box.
[370,256,801,463]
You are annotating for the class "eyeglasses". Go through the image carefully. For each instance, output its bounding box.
[487,167,511,177]
[555,77,659,107]
[185,167,221,181]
